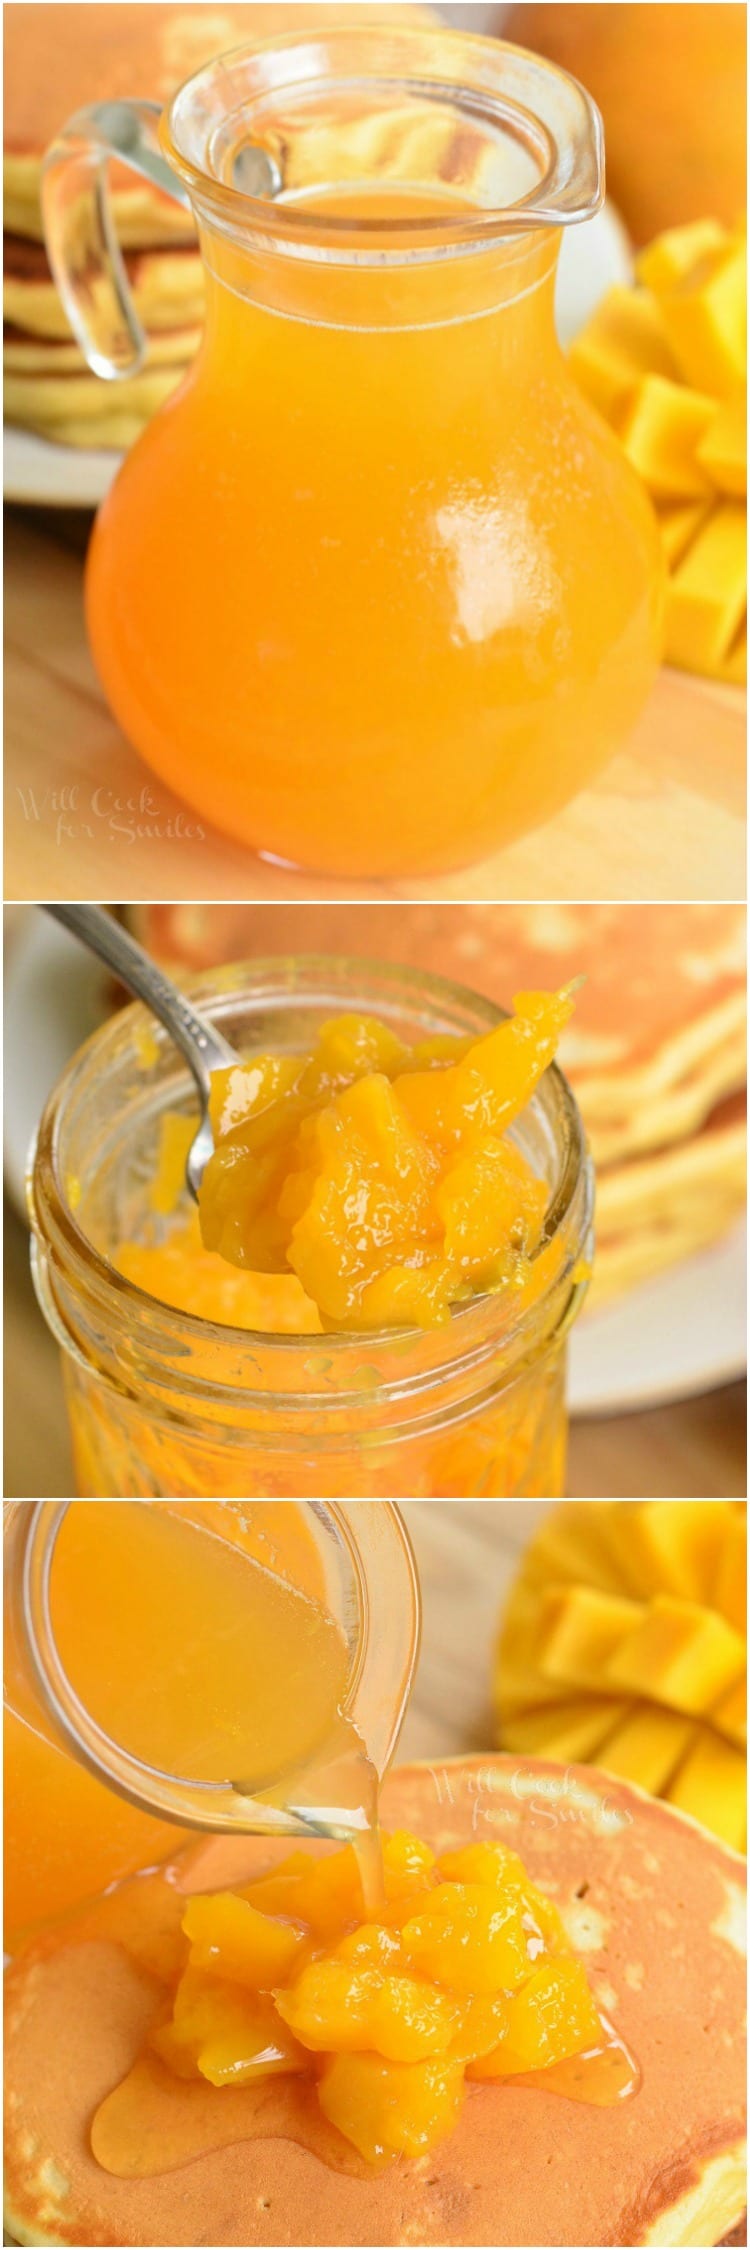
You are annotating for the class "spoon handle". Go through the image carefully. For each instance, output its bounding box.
[43,903,236,1106]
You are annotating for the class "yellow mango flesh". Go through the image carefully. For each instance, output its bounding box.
[664,501,747,673]
[696,394,747,496]
[654,241,746,398]
[619,375,717,498]
[496,1503,748,1850]
[657,498,713,567]
[468,1958,600,2078]
[150,1830,606,2163]
[567,284,677,416]
[570,218,747,683]
[192,990,572,1331]
[181,1892,308,1987]
[638,221,732,292]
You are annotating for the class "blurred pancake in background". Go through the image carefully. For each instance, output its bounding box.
[3,2,429,446]
[126,903,747,1309]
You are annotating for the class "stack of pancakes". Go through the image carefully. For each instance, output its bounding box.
[4,2,428,450]
[128,903,747,1308]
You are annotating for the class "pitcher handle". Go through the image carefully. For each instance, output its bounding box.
[42,100,191,380]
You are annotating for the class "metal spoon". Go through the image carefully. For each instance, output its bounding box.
[44,903,237,1197]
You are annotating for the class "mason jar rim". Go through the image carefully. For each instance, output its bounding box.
[27,945,590,1386]
[161,23,603,261]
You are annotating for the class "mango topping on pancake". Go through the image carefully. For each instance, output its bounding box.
[4,1756,746,2247]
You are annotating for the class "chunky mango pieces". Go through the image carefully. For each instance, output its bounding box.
[151,1831,603,2163]
[195,990,573,1331]
[569,220,746,683]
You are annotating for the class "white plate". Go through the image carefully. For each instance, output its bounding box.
[4,423,120,509]
[3,911,109,1215]
[3,206,631,508]
[5,914,745,1419]
[569,1226,747,1415]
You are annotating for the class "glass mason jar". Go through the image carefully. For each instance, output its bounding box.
[28,959,593,1500]
[42,25,662,878]
[4,1499,420,1948]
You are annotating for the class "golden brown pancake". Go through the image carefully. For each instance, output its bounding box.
[4,1755,746,2247]
[3,233,203,442]
[3,360,191,448]
[593,1088,746,1302]
[4,233,205,338]
[3,321,202,373]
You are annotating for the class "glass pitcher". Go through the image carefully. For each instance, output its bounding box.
[4,1500,420,1949]
[43,25,663,878]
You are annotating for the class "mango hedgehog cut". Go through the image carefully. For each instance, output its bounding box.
[495,1503,746,1850]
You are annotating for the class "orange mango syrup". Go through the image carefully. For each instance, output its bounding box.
[85,160,662,878]
[3,1503,379,1951]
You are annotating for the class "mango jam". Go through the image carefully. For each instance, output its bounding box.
[121,988,573,1336]
[148,1832,606,2164]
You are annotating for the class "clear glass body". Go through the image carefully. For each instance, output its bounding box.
[3,1499,420,1945]
[28,958,593,1499]
[44,25,663,877]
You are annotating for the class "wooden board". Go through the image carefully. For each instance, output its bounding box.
[4,507,745,904]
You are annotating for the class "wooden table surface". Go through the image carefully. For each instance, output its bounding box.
[5,1199,745,1499]
[397,1501,548,1765]
[4,506,745,905]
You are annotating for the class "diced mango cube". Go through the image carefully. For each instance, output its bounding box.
[657,499,713,567]
[604,1501,736,1603]
[696,392,747,495]
[382,1833,437,1898]
[664,502,747,672]
[619,375,717,499]
[237,1852,312,1920]
[437,1843,567,1953]
[538,1585,644,1691]
[152,1964,305,2087]
[655,242,746,399]
[598,1703,696,1794]
[450,1992,509,2063]
[568,285,677,418]
[667,1733,747,1852]
[713,1513,748,1633]
[335,1923,406,1972]
[502,1695,627,1766]
[606,1596,746,1714]
[468,1957,601,2079]
[271,1844,365,1942]
[438,1841,530,1891]
[275,1956,461,2062]
[712,1676,747,1751]
[526,1505,625,1595]
[319,2050,465,2163]
[400,1882,530,1995]
[182,1891,307,1988]
[638,221,732,292]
